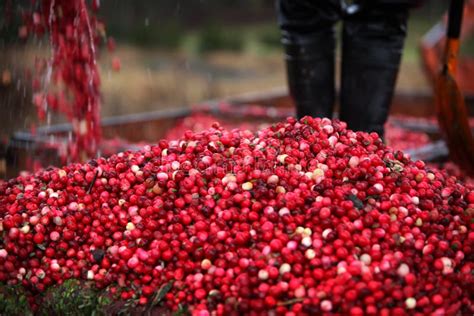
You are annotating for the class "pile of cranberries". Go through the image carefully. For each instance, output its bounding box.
[384,121,430,152]
[1,116,473,315]
[163,112,272,142]
[165,112,431,153]
[427,162,474,188]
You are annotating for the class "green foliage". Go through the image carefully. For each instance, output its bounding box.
[130,22,184,49]
[173,304,189,316]
[196,25,244,53]
[0,280,182,316]
[37,280,111,316]
[0,1,26,45]
[105,19,184,49]
[257,26,281,49]
[151,281,173,307]
[0,285,33,316]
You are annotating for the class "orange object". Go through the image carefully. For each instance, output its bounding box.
[434,0,474,175]
[421,0,474,94]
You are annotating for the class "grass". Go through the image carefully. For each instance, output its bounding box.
[0,285,32,316]
[0,280,181,316]
[37,280,112,316]
[0,280,112,316]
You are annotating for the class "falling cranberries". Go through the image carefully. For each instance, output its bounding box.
[23,0,107,161]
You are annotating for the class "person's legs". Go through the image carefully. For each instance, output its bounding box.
[277,0,342,119]
[340,2,409,139]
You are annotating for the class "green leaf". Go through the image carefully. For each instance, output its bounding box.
[347,194,364,210]
[0,285,34,315]
[151,282,173,307]
[173,304,189,316]
[277,298,304,306]
[365,195,379,201]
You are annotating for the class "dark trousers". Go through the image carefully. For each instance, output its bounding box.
[277,0,409,137]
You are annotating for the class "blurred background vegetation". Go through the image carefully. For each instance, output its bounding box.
[96,1,455,56]
[100,0,277,52]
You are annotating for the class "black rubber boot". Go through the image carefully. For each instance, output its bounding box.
[277,0,341,119]
[339,3,409,139]
[282,33,336,119]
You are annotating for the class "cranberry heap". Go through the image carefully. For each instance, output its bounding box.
[165,112,431,152]
[164,112,272,142]
[427,161,474,189]
[1,117,473,315]
[384,121,430,152]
